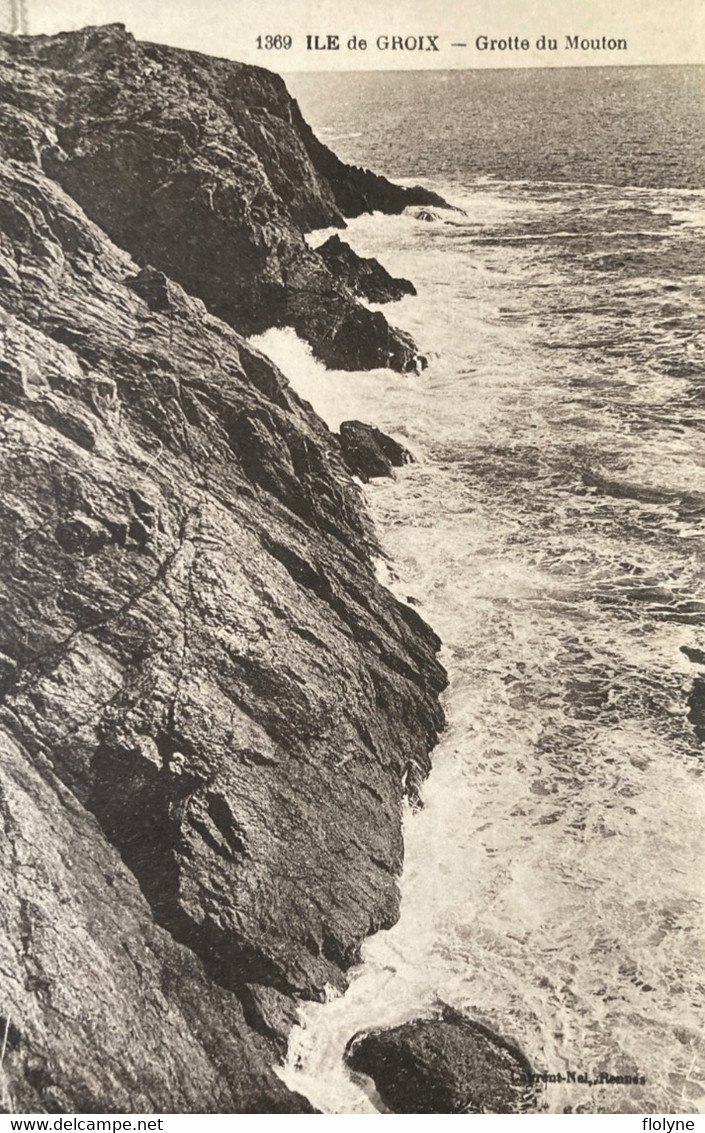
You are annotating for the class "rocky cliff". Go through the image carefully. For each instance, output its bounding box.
[0,23,446,371]
[0,26,447,1114]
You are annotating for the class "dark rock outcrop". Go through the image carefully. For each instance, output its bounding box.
[338,420,414,482]
[317,234,416,303]
[344,1008,536,1114]
[687,676,705,740]
[290,98,449,219]
[0,24,445,372]
[0,28,448,1114]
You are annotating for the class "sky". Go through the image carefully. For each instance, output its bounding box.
[13,0,705,71]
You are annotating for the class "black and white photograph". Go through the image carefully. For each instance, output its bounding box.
[0,0,703,1118]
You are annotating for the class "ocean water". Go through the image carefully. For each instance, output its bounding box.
[252,67,705,1114]
[286,66,705,189]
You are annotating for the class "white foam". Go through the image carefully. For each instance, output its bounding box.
[254,183,705,1115]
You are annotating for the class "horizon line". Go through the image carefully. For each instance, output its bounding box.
[281,60,705,75]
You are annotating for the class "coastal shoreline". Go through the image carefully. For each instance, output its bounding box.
[265,166,704,1114]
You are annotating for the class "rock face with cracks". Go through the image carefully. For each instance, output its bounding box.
[0,26,447,1114]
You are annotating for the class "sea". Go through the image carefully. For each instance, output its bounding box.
[250,66,705,1114]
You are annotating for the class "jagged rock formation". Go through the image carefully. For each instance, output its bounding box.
[338,420,414,483]
[0,23,445,372]
[344,1008,536,1114]
[0,26,447,1114]
[289,100,449,219]
[317,234,416,303]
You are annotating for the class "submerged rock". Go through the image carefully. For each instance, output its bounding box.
[338,420,414,483]
[411,207,443,222]
[344,1007,536,1113]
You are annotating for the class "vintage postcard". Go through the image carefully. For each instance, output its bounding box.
[0,0,703,1119]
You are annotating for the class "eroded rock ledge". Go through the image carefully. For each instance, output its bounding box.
[0,26,447,1115]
